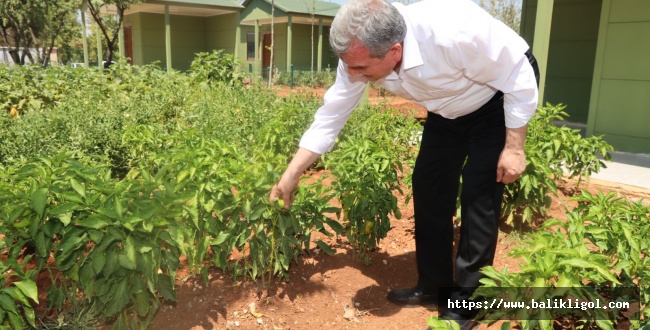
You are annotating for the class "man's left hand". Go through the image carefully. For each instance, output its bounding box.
[496,147,526,184]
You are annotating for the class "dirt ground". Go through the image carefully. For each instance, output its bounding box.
[150,87,650,330]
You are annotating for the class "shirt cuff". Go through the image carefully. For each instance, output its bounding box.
[299,130,336,154]
[504,103,536,128]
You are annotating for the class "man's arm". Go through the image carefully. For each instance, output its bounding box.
[269,60,367,209]
[496,125,527,184]
[269,148,322,209]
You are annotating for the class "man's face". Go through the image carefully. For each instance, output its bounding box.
[341,40,402,82]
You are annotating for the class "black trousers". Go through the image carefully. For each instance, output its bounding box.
[411,51,539,315]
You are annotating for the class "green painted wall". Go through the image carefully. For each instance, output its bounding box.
[207,13,239,54]
[522,0,601,123]
[239,24,257,72]
[169,15,209,71]
[238,0,337,73]
[291,23,330,71]
[124,12,242,71]
[238,22,336,73]
[588,0,650,153]
[123,12,208,71]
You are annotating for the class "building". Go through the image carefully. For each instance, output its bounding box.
[121,0,339,73]
[523,0,650,154]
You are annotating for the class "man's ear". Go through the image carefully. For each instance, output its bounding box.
[388,42,403,61]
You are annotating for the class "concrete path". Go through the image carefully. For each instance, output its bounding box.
[590,152,650,191]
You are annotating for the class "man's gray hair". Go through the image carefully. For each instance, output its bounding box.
[330,0,407,58]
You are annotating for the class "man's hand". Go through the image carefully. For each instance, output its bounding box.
[269,174,298,209]
[269,148,321,209]
[497,126,528,184]
[497,148,526,184]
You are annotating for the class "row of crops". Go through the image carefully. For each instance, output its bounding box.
[0,52,647,329]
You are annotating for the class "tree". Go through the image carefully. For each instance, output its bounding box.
[478,0,522,33]
[268,0,275,87]
[303,0,316,75]
[0,0,80,66]
[84,0,143,68]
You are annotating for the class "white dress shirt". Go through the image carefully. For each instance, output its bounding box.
[299,0,539,155]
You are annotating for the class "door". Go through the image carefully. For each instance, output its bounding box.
[262,33,272,78]
[124,25,133,65]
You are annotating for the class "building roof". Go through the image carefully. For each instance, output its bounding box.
[148,0,244,9]
[270,0,339,16]
[242,0,339,17]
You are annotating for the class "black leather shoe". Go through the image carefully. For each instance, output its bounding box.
[439,310,479,330]
[387,287,439,305]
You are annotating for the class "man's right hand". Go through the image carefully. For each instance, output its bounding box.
[268,148,322,209]
[269,174,298,209]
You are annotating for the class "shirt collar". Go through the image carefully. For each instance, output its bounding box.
[393,3,423,75]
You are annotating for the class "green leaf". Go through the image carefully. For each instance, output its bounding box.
[114,196,123,220]
[177,170,190,184]
[558,258,620,284]
[70,178,85,198]
[77,214,110,229]
[157,274,176,302]
[2,288,29,308]
[49,202,78,216]
[594,318,615,330]
[426,315,460,330]
[0,293,18,315]
[324,219,344,234]
[58,212,72,226]
[315,240,335,256]
[23,306,36,328]
[92,254,107,274]
[210,232,230,246]
[13,280,38,304]
[105,280,129,317]
[118,236,137,270]
[250,206,266,220]
[135,290,150,317]
[7,206,28,222]
[30,188,48,218]
[6,311,23,330]
[538,311,552,330]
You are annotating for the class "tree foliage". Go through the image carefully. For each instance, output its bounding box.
[0,0,80,66]
[84,0,143,68]
[478,0,522,33]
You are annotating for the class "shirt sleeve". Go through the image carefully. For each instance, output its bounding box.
[447,10,538,128]
[298,60,368,154]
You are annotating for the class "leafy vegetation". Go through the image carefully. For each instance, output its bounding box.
[272,67,335,88]
[475,190,649,329]
[502,104,613,225]
[0,58,412,328]
[0,56,644,329]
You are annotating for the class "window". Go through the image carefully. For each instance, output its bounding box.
[247,32,256,60]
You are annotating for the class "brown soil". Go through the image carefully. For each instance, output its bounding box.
[149,86,650,330]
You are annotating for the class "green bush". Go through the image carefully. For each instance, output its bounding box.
[189,50,243,86]
[475,190,649,329]
[503,103,613,225]
[272,67,335,88]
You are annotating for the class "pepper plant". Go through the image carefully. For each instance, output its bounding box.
[501,103,613,225]
[326,139,403,264]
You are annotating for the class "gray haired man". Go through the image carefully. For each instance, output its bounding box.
[269,0,539,328]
